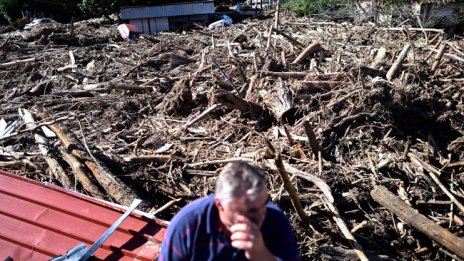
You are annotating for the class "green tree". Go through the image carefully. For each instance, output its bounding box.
[79,0,124,16]
[0,0,23,24]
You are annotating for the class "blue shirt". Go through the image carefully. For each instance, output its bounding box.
[159,195,300,261]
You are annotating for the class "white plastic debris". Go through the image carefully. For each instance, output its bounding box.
[208,15,233,30]
[0,119,20,139]
[118,24,140,40]
[41,126,56,138]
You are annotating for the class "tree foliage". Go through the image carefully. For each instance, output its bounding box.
[0,0,23,24]
[0,0,85,24]
[283,0,351,16]
[283,0,415,17]
[79,0,123,17]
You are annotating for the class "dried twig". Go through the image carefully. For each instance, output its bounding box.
[409,154,464,214]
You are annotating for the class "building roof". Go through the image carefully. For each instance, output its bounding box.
[120,1,215,20]
[0,169,168,261]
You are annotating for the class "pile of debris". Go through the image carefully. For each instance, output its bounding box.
[1,10,463,260]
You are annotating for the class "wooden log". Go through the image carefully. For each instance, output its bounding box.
[18,109,72,189]
[298,81,343,91]
[0,57,36,69]
[261,71,307,78]
[370,47,387,69]
[184,169,217,176]
[371,186,464,259]
[82,81,152,92]
[215,91,267,117]
[359,66,387,78]
[183,103,221,129]
[170,53,195,69]
[43,119,139,206]
[245,74,258,100]
[281,50,287,67]
[323,197,369,261]
[431,43,447,73]
[332,112,377,129]
[303,122,322,159]
[123,154,173,163]
[106,82,152,92]
[273,149,309,224]
[444,160,464,168]
[440,78,464,83]
[149,198,182,216]
[265,160,334,203]
[215,80,236,91]
[252,52,259,73]
[292,42,321,64]
[0,160,23,168]
[29,80,54,95]
[59,147,105,198]
[386,43,411,81]
[380,27,444,33]
[265,80,294,122]
[271,27,304,47]
[274,0,281,28]
[187,157,254,168]
[265,24,274,52]
[320,246,392,260]
[155,79,194,115]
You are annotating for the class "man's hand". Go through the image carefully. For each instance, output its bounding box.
[230,215,277,261]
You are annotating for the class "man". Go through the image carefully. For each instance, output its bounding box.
[159,161,300,261]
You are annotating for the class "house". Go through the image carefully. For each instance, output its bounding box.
[120,1,215,34]
[413,0,464,27]
[0,169,168,260]
[356,0,464,26]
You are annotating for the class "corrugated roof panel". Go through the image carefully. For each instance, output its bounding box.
[0,170,168,261]
[120,1,215,20]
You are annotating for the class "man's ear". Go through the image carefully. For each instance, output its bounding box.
[214,198,223,211]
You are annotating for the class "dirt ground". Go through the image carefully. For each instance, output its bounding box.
[1,10,463,260]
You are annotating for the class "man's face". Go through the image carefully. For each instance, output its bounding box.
[215,190,268,231]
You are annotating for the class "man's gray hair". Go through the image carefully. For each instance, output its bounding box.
[215,161,266,207]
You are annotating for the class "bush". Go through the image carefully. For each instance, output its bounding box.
[283,0,351,16]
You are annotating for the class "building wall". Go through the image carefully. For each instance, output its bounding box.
[130,17,169,34]
[121,2,215,34]
[169,14,210,31]
[120,1,215,20]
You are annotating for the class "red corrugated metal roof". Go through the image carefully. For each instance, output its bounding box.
[0,170,168,261]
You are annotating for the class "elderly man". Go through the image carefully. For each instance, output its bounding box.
[159,161,300,261]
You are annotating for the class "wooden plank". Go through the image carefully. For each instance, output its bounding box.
[371,186,464,259]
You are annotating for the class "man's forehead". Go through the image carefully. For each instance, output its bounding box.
[234,191,268,205]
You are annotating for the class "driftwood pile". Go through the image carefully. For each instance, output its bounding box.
[1,11,463,260]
